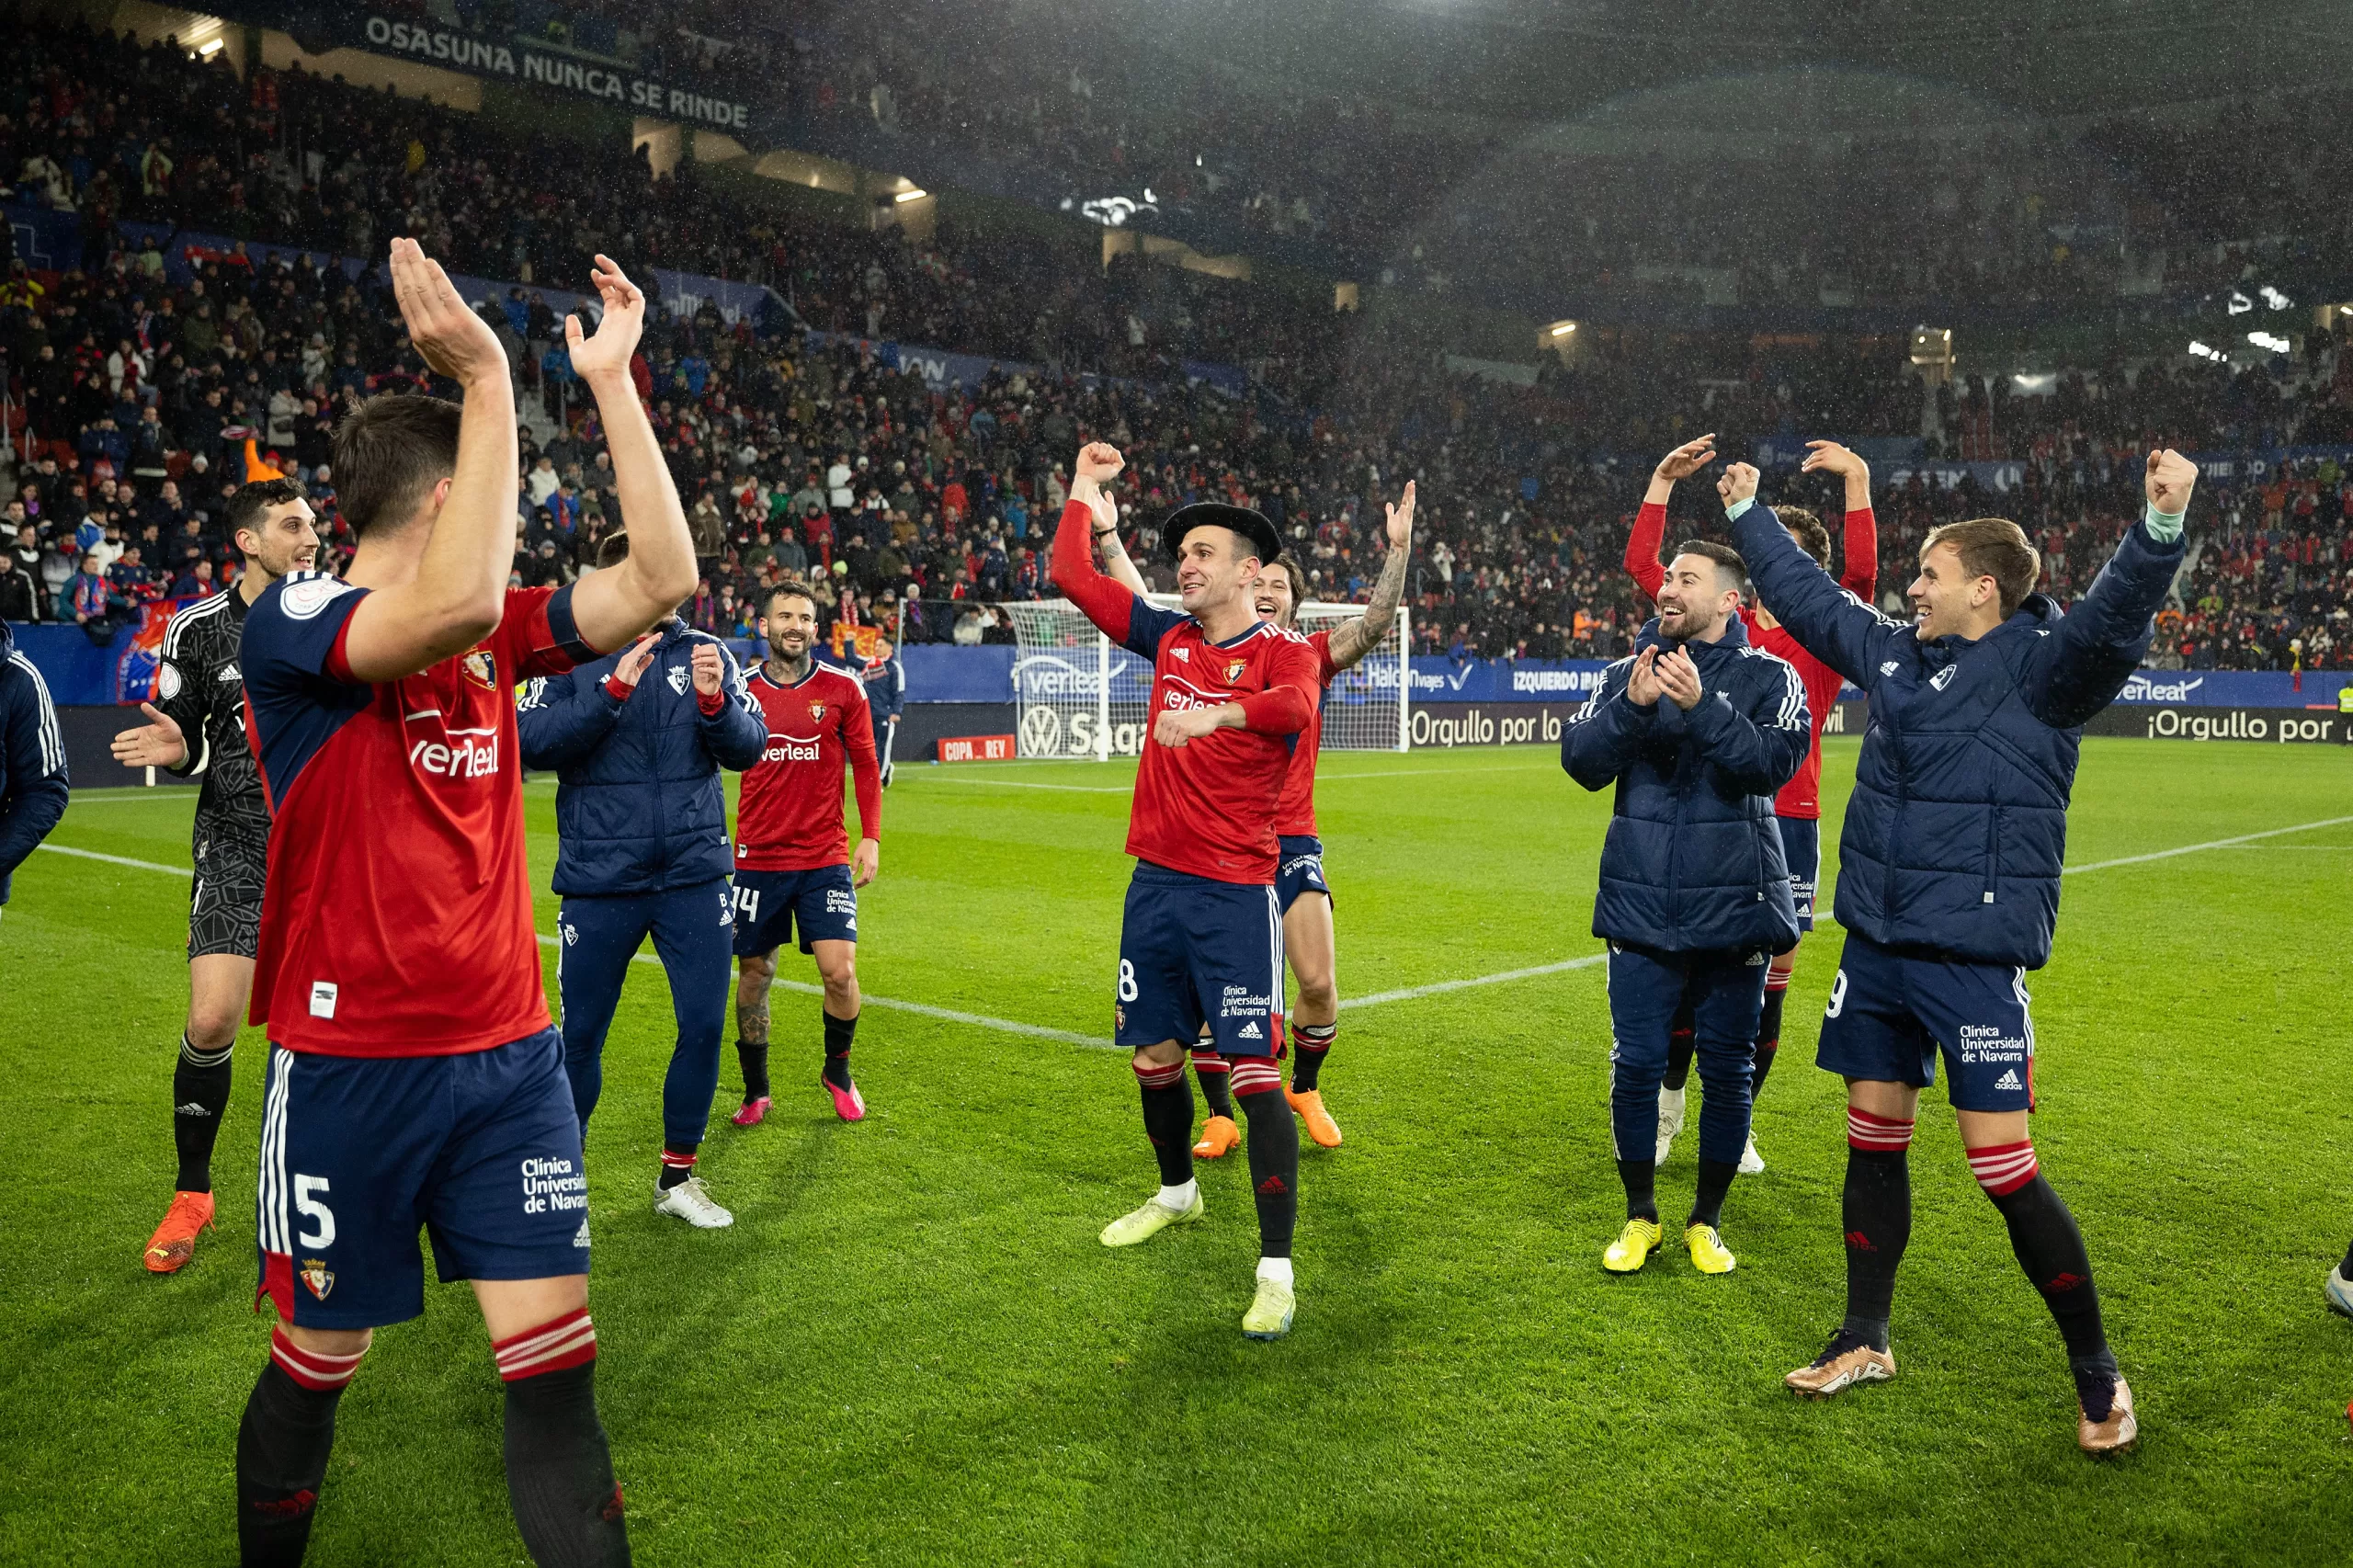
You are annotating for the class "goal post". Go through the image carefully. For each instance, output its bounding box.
[1005,597,1408,759]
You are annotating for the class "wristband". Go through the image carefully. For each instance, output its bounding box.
[604,673,636,700]
[2143,499,2186,544]
[1092,527,1118,540]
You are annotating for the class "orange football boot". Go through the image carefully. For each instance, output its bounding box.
[143,1190,217,1274]
[1192,1115,1241,1158]
[1287,1089,1343,1148]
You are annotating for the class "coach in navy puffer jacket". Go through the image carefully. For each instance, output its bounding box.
[1563,612,1811,955]
[1731,494,2184,970]
[517,616,766,895]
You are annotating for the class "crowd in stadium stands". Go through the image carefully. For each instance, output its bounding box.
[2,19,2349,675]
[776,7,2353,312]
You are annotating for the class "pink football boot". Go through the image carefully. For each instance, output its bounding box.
[824,1077,867,1122]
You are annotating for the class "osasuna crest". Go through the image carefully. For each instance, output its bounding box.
[808,700,827,721]
[300,1259,335,1300]
[1225,660,1246,682]
[462,649,496,688]
[667,665,690,695]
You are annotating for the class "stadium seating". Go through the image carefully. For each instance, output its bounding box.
[1,18,2347,673]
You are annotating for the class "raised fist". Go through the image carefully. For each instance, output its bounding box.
[2144,449,2198,516]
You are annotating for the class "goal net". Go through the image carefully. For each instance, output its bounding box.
[1004,597,1407,760]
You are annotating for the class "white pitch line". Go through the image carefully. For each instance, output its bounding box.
[912,778,1131,793]
[529,934,1107,1047]
[1345,952,1607,1007]
[63,790,204,805]
[2063,814,2353,874]
[33,844,189,875]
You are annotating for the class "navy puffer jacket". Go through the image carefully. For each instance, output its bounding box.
[1733,504,2184,969]
[517,618,766,896]
[1563,612,1810,954]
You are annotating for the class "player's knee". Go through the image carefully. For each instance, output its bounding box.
[1230,1058,1282,1098]
[1132,1046,1187,1088]
[1965,1140,2039,1199]
[1846,1107,1915,1153]
[492,1307,598,1385]
[185,1013,240,1051]
[272,1323,372,1391]
[1294,975,1337,1016]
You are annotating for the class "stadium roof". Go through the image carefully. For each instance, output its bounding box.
[1068,0,2347,130]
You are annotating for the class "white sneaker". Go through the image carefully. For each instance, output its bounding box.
[1738,1134,1766,1176]
[654,1176,734,1229]
[1654,1086,1686,1164]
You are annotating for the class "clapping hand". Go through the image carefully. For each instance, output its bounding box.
[1655,646,1704,710]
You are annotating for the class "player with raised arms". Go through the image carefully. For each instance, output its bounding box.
[1626,437,1876,1173]
[724,581,881,1127]
[231,243,698,1564]
[1051,441,1323,1340]
[109,478,321,1273]
[1726,449,2196,1453]
[1094,483,1416,1153]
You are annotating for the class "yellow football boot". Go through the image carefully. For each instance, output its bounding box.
[1603,1218,1664,1273]
[1098,1190,1205,1247]
[1685,1222,1737,1275]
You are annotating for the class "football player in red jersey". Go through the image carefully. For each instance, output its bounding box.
[726,581,882,1127]
[1096,483,1415,1154]
[1625,435,1876,1175]
[1051,441,1324,1340]
[231,243,697,1566]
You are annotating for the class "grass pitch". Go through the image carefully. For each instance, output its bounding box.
[2,737,2349,1565]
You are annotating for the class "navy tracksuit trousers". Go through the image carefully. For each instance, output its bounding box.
[556,881,736,1151]
[1606,943,1767,1166]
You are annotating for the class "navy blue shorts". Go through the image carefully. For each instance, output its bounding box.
[732,864,858,957]
[1276,835,1331,915]
[1117,862,1284,1056]
[1777,815,1821,934]
[255,1027,589,1330]
[1815,932,2037,1113]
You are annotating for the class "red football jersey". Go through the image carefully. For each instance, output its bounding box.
[1746,615,1847,820]
[1051,498,1322,883]
[1625,499,1876,822]
[733,659,881,870]
[240,575,593,1055]
[1273,630,1341,838]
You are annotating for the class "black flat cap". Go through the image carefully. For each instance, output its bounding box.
[1164,502,1282,568]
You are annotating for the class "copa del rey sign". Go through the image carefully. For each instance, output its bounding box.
[358,16,753,131]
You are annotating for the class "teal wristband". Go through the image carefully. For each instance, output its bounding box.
[2143,500,2185,544]
[1725,497,1756,522]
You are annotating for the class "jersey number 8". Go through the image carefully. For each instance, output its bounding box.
[1117,960,1138,1003]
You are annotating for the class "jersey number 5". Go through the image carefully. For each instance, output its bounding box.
[294,1175,336,1249]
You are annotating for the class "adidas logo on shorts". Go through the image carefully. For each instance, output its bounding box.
[1237,1021,1264,1040]
[1995,1069,2022,1090]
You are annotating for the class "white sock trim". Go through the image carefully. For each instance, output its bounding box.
[1256,1256,1294,1288]
[1156,1180,1198,1212]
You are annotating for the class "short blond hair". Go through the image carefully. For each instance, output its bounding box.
[1924,517,2040,617]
